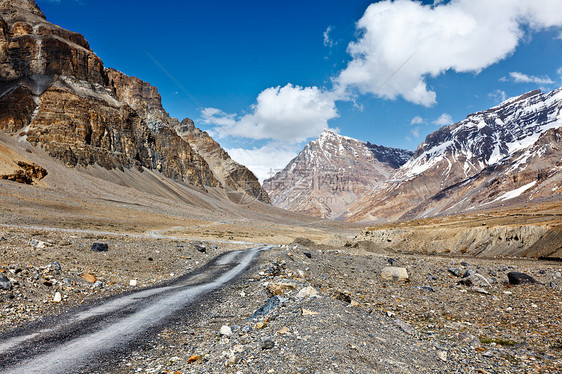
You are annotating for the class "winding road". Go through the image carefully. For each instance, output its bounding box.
[0,246,270,374]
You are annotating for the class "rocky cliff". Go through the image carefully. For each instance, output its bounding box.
[0,0,267,200]
[263,130,412,218]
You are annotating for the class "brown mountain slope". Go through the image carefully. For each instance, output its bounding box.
[0,0,266,200]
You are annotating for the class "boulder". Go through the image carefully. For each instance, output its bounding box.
[507,272,537,285]
[381,267,409,281]
[90,243,108,252]
[296,286,319,298]
[266,282,296,296]
[0,275,12,290]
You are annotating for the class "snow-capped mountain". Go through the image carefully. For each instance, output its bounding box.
[263,130,413,219]
[347,88,562,222]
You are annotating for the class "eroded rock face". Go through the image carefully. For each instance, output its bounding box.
[0,1,279,191]
[175,118,270,203]
[0,160,47,184]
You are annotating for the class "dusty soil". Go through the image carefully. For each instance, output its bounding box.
[3,238,553,373]
[95,243,560,373]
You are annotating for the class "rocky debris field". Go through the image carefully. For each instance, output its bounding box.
[1,230,561,373]
[80,239,561,374]
[0,227,239,332]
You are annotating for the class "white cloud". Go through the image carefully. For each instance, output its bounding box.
[410,115,425,125]
[411,127,420,138]
[333,0,562,106]
[506,71,554,85]
[489,89,507,103]
[323,26,336,48]
[227,143,300,183]
[206,84,338,144]
[200,108,237,127]
[433,113,453,126]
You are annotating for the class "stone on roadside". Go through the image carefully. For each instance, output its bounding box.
[0,275,12,290]
[455,332,481,348]
[296,286,319,298]
[448,268,461,277]
[266,282,296,296]
[458,273,492,287]
[90,243,108,252]
[30,239,53,249]
[471,286,489,295]
[250,296,282,319]
[381,267,409,281]
[220,325,233,337]
[395,319,415,335]
[302,308,318,316]
[81,273,97,283]
[507,272,537,285]
[53,292,62,302]
[262,339,275,350]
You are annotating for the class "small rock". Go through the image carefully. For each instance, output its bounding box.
[550,281,557,288]
[63,278,72,285]
[93,281,103,288]
[81,273,97,283]
[277,327,290,334]
[386,311,396,318]
[250,296,282,319]
[187,355,199,363]
[427,275,437,281]
[254,322,267,329]
[395,319,415,335]
[455,332,481,348]
[266,282,296,296]
[296,286,319,298]
[220,325,233,337]
[262,339,275,350]
[90,243,108,252]
[53,292,62,302]
[303,252,312,259]
[302,308,318,316]
[461,261,469,267]
[488,270,497,277]
[419,286,435,292]
[30,239,53,248]
[194,243,207,253]
[507,272,537,285]
[462,269,474,278]
[350,300,360,307]
[448,268,461,277]
[129,279,137,286]
[458,273,492,287]
[437,351,448,362]
[471,286,489,295]
[0,275,12,290]
[334,291,352,304]
[387,258,397,265]
[381,267,409,281]
[51,261,62,271]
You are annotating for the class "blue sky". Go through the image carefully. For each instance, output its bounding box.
[38,0,562,181]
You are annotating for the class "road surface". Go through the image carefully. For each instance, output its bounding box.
[0,246,270,373]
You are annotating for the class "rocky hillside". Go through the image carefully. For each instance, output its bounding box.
[263,129,412,218]
[0,0,268,201]
[346,88,562,222]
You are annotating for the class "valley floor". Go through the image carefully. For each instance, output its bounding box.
[1,227,560,373]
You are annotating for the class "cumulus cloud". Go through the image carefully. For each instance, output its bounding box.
[205,84,338,143]
[333,0,562,106]
[503,71,554,85]
[433,113,453,126]
[226,143,300,182]
[410,115,425,125]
